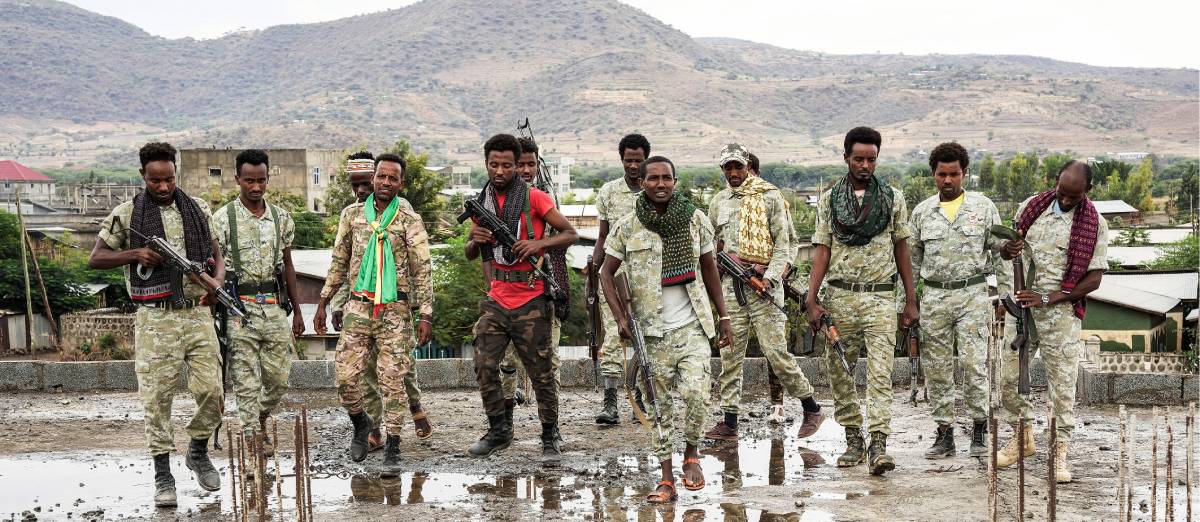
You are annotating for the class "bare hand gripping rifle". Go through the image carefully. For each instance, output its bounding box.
[613,272,661,430]
[457,198,563,297]
[584,255,602,386]
[122,226,247,319]
[990,225,1034,395]
[778,266,852,375]
[899,324,923,405]
[716,251,787,313]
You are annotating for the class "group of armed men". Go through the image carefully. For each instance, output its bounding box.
[91,124,1109,507]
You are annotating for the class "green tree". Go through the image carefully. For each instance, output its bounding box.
[1145,235,1199,270]
[1123,158,1156,211]
[1113,227,1149,246]
[901,163,934,210]
[387,140,446,226]
[1040,153,1074,188]
[1092,160,1133,186]
[977,154,996,192]
[1171,161,1198,225]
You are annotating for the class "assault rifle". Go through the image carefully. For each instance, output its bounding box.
[584,255,602,386]
[122,226,247,318]
[210,269,239,450]
[900,324,923,405]
[991,225,1032,395]
[516,118,558,205]
[716,251,786,312]
[613,272,660,429]
[456,199,562,297]
[779,266,851,372]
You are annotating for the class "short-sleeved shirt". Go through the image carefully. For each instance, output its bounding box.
[909,191,1011,294]
[605,209,717,339]
[212,199,295,285]
[1013,196,1109,295]
[595,177,641,229]
[98,197,218,300]
[479,187,557,310]
[812,184,911,284]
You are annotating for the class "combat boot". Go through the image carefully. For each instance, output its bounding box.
[348,410,374,463]
[468,414,513,457]
[504,400,516,437]
[867,432,896,475]
[258,412,275,457]
[632,388,647,423]
[836,427,866,467]
[969,420,988,457]
[1054,441,1072,483]
[541,423,562,463]
[152,453,177,508]
[924,424,956,459]
[995,423,1036,468]
[380,435,402,478]
[595,386,619,425]
[185,437,221,491]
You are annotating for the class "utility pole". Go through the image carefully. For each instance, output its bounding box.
[15,188,34,352]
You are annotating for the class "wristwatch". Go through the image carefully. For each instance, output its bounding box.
[1040,293,1050,305]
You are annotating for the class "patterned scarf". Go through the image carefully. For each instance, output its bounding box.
[635,192,697,287]
[829,174,893,246]
[352,194,400,318]
[128,189,212,302]
[730,175,777,264]
[1016,190,1100,319]
[478,176,530,266]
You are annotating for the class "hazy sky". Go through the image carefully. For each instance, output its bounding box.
[65,0,1198,69]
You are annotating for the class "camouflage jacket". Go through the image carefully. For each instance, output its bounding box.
[909,191,1011,296]
[1011,196,1109,295]
[708,186,793,299]
[320,198,433,317]
[327,198,416,313]
[813,185,911,284]
[212,199,295,285]
[605,209,718,339]
[98,197,217,300]
[595,177,641,228]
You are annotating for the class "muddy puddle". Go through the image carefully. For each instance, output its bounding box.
[0,427,872,521]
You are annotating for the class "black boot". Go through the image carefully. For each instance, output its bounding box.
[152,453,177,508]
[631,387,647,423]
[541,423,562,463]
[837,427,866,467]
[185,437,221,491]
[970,420,988,457]
[349,410,374,463]
[868,431,896,476]
[380,435,402,478]
[924,424,956,459]
[504,399,516,440]
[468,414,513,457]
[595,387,619,425]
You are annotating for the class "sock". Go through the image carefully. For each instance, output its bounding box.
[724,412,738,429]
[801,396,820,413]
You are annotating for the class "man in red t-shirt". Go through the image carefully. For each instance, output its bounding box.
[465,133,578,462]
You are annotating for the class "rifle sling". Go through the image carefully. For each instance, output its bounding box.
[225,202,283,286]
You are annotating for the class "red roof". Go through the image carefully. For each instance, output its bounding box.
[0,160,53,182]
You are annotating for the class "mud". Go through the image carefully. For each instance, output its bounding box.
[0,387,1193,521]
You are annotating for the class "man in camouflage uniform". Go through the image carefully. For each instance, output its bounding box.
[705,144,825,442]
[212,149,304,459]
[328,152,433,451]
[807,127,919,476]
[995,161,1108,483]
[600,156,733,502]
[313,152,433,475]
[908,142,1010,459]
[90,142,225,507]
[590,133,649,424]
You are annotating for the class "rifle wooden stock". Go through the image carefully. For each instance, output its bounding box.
[613,273,660,427]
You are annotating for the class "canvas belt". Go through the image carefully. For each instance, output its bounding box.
[828,280,895,293]
[141,298,201,310]
[923,274,988,290]
[351,292,408,303]
[492,269,535,283]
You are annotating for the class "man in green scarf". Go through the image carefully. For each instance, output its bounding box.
[806,127,919,476]
[314,153,434,476]
[600,156,733,502]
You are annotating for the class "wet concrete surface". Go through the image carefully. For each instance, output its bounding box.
[0,388,1193,521]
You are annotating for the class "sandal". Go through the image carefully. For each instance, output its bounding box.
[412,411,434,440]
[681,457,705,491]
[646,480,677,503]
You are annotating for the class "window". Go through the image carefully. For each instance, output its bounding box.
[209,166,221,177]
[313,201,320,212]
[312,167,321,185]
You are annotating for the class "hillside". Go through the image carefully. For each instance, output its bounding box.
[0,0,1195,168]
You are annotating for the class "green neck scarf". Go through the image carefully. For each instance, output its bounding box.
[829,174,893,246]
[352,194,401,318]
[635,192,697,287]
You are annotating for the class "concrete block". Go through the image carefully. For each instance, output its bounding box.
[0,361,42,390]
[288,359,335,389]
[1110,373,1183,405]
[1075,367,1111,406]
[795,357,825,387]
[556,359,598,389]
[43,361,102,391]
[416,359,469,389]
[101,361,137,390]
[1183,375,1197,403]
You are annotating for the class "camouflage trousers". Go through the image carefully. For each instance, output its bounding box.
[641,321,712,462]
[134,306,224,455]
[821,287,897,435]
[1000,302,1080,441]
[717,278,815,413]
[334,300,415,432]
[473,296,558,425]
[229,302,294,435]
[597,281,630,380]
[920,284,990,425]
[501,316,562,400]
[361,338,424,429]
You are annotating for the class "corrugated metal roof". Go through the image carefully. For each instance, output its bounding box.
[1092,200,1139,214]
[1090,280,1180,315]
[1107,246,1162,266]
[1103,271,1197,301]
[1107,228,1195,244]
